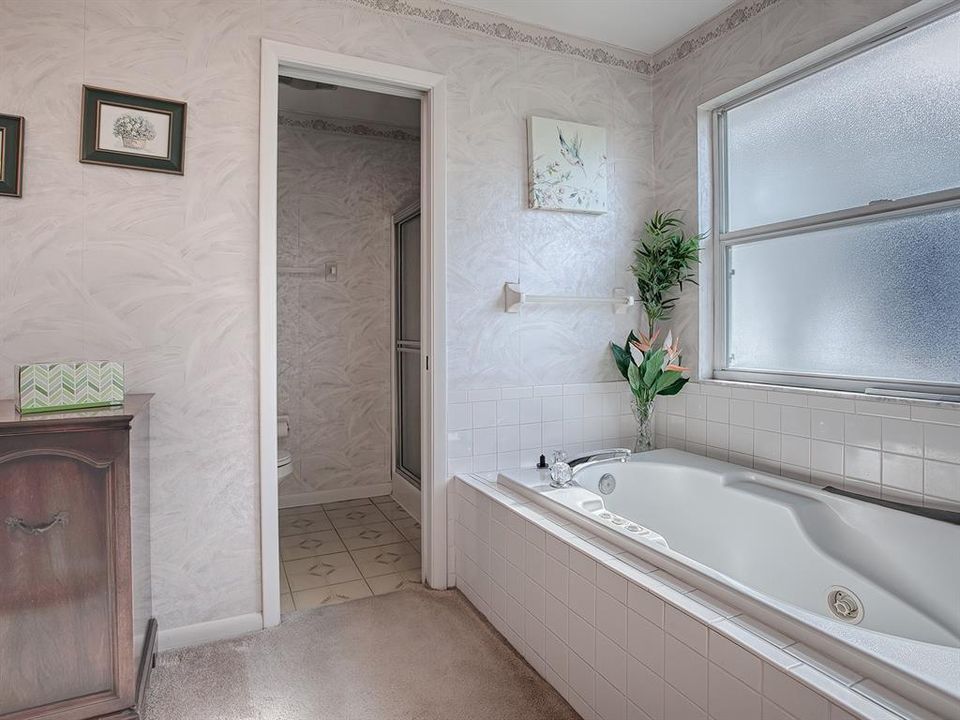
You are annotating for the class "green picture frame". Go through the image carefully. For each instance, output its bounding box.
[0,114,24,197]
[80,85,186,175]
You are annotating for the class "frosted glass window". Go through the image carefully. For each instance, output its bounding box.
[724,10,960,231]
[726,207,960,384]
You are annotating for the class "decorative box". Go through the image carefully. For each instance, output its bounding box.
[16,361,124,414]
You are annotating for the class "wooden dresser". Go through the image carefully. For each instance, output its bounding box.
[0,396,155,720]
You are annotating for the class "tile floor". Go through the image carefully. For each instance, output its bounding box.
[279,495,422,612]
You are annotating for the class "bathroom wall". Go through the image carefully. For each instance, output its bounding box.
[0,0,941,639]
[276,114,419,505]
[0,0,652,634]
[647,0,959,511]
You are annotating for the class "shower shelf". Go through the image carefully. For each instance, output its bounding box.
[503,282,635,314]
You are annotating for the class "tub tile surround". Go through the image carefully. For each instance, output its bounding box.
[451,475,953,720]
[652,382,960,512]
[446,381,639,476]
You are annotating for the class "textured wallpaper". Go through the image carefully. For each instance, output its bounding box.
[0,0,916,634]
[0,0,652,632]
[277,120,419,500]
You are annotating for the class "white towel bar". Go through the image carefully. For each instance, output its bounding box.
[503,282,635,314]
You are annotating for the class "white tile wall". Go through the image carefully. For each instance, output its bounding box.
[654,383,960,512]
[447,382,637,476]
[452,475,937,720]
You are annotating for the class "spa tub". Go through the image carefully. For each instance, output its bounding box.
[498,449,960,717]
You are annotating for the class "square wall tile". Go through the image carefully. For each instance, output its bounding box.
[924,459,960,502]
[811,441,843,475]
[881,418,922,457]
[782,407,811,437]
[881,453,923,493]
[844,446,880,483]
[665,635,707,710]
[708,663,761,720]
[754,403,781,432]
[844,414,880,449]
[811,411,844,443]
[924,423,960,465]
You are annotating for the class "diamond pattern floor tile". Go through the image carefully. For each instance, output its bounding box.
[279,510,333,537]
[351,541,421,578]
[366,569,423,595]
[284,551,362,591]
[293,580,373,609]
[280,529,346,560]
[337,521,406,550]
[277,496,422,604]
[325,505,388,528]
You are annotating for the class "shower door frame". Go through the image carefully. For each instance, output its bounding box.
[391,202,423,503]
[258,40,448,629]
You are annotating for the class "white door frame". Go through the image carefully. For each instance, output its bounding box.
[258,39,448,628]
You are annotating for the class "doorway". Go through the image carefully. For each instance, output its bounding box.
[259,41,448,629]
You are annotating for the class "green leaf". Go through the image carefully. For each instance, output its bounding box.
[642,349,665,386]
[611,342,631,380]
[627,362,642,395]
[654,370,683,393]
[656,377,688,396]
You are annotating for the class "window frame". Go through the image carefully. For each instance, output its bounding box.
[709,2,960,399]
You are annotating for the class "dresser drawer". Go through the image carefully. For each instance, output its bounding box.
[0,428,134,720]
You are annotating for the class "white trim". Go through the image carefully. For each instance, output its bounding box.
[259,40,449,628]
[157,612,263,651]
[278,483,393,510]
[259,39,282,632]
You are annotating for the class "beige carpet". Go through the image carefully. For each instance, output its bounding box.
[144,587,579,720]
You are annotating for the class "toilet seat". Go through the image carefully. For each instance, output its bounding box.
[278,449,293,479]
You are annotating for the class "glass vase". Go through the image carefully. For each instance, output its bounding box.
[631,397,656,453]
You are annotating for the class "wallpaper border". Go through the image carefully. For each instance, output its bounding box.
[344,0,652,74]
[344,0,786,76]
[651,0,786,73]
[278,113,421,142]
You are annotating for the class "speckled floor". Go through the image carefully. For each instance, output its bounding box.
[144,586,579,720]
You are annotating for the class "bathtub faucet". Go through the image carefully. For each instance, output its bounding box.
[549,448,632,488]
[569,448,632,475]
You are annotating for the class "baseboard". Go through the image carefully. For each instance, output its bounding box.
[278,483,392,509]
[157,612,262,651]
[392,474,421,521]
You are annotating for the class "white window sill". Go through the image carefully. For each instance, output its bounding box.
[695,376,960,414]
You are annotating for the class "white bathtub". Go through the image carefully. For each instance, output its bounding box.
[499,449,960,716]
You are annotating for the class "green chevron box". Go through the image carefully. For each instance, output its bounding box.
[16,361,124,414]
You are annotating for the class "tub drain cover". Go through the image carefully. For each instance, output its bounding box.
[827,586,864,624]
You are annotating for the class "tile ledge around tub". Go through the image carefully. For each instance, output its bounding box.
[694,377,960,412]
[453,473,945,720]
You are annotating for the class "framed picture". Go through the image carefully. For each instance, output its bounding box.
[0,114,24,197]
[80,85,186,174]
[528,116,607,214]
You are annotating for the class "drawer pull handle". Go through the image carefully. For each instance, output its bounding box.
[5,512,68,535]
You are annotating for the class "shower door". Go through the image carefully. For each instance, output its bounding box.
[394,206,421,487]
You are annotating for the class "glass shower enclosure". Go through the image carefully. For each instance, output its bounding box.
[394,204,421,488]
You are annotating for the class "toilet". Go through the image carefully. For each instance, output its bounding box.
[278,416,294,479]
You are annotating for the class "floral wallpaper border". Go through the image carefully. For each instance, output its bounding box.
[345,0,652,74]
[279,113,421,142]
[651,0,785,73]
[344,0,785,75]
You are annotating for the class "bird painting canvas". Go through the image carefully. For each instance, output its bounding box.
[528,116,607,213]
